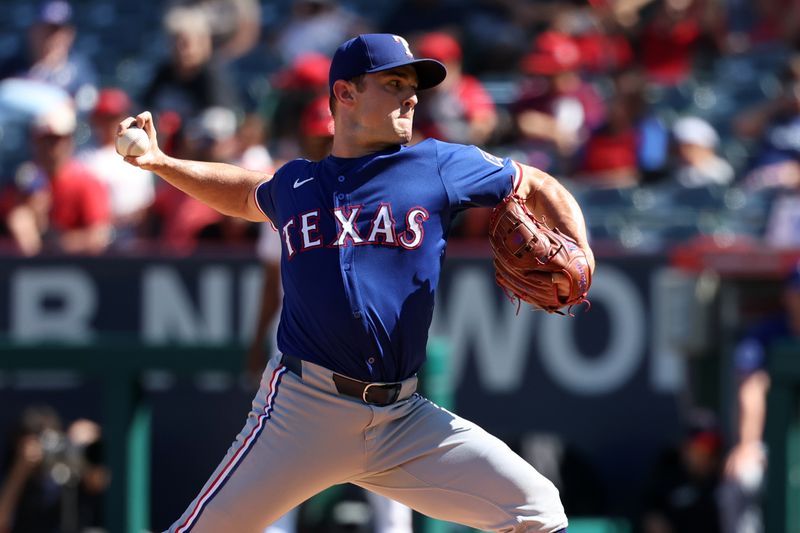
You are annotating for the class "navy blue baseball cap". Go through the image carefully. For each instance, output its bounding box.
[329,34,447,93]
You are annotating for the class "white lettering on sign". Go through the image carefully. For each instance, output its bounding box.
[141,266,232,344]
[649,268,688,393]
[430,267,532,392]
[432,263,674,395]
[3,260,679,398]
[10,268,97,343]
[538,265,645,395]
[239,265,265,343]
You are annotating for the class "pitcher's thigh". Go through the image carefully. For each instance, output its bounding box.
[359,400,568,533]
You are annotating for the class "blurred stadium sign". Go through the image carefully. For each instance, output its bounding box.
[0,253,682,517]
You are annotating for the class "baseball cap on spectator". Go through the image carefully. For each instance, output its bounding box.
[684,409,722,455]
[164,5,210,38]
[92,88,131,118]
[522,32,581,76]
[416,32,462,64]
[301,96,334,137]
[32,102,76,136]
[273,53,331,90]
[672,116,719,149]
[329,34,447,92]
[38,0,73,25]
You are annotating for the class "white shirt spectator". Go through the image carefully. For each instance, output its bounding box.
[78,145,155,219]
[672,116,735,187]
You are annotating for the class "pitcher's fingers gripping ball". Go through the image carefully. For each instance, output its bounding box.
[115,125,149,157]
[489,194,592,314]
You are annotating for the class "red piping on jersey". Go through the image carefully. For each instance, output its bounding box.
[512,161,523,193]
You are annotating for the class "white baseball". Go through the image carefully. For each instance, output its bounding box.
[116,127,150,157]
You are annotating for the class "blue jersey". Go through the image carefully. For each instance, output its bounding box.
[255,138,521,382]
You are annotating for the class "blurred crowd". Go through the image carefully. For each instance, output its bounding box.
[0,0,799,255]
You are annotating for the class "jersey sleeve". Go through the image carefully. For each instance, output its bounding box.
[254,177,277,222]
[254,160,308,223]
[435,142,521,209]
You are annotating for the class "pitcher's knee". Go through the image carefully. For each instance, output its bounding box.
[513,480,568,532]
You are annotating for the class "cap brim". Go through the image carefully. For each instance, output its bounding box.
[366,58,447,90]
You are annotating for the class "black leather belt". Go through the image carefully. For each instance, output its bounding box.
[281,354,404,406]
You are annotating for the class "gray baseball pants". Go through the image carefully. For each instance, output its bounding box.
[166,356,568,533]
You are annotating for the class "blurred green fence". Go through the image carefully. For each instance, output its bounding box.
[765,340,800,533]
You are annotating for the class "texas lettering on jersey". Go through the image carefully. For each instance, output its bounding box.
[280,203,429,258]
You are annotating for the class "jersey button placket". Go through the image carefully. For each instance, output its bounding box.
[336,191,362,320]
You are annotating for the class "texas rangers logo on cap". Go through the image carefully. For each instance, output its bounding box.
[392,35,413,58]
[328,33,447,92]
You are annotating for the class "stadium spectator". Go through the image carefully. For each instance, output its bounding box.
[513,31,605,174]
[641,410,724,533]
[576,87,642,188]
[412,31,498,146]
[78,88,155,249]
[737,56,800,192]
[5,103,110,256]
[458,0,546,75]
[763,191,800,248]
[0,406,108,533]
[729,0,800,49]
[274,0,369,65]
[0,0,97,106]
[670,116,734,188]
[555,4,634,75]
[141,5,241,122]
[635,0,727,86]
[297,94,335,162]
[169,0,262,60]
[267,53,331,160]
[575,69,670,185]
[718,262,800,533]
[235,113,274,173]
[146,107,259,251]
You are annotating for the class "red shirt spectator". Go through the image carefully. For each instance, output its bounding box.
[150,182,223,252]
[5,102,111,255]
[575,32,633,74]
[48,159,110,231]
[577,80,645,188]
[582,130,638,176]
[513,32,606,173]
[412,32,498,146]
[639,0,726,86]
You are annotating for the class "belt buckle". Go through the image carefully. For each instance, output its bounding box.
[362,382,401,405]
[362,382,381,404]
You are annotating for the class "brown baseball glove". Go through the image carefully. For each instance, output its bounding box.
[489,194,592,314]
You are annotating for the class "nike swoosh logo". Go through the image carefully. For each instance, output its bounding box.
[293,177,315,189]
